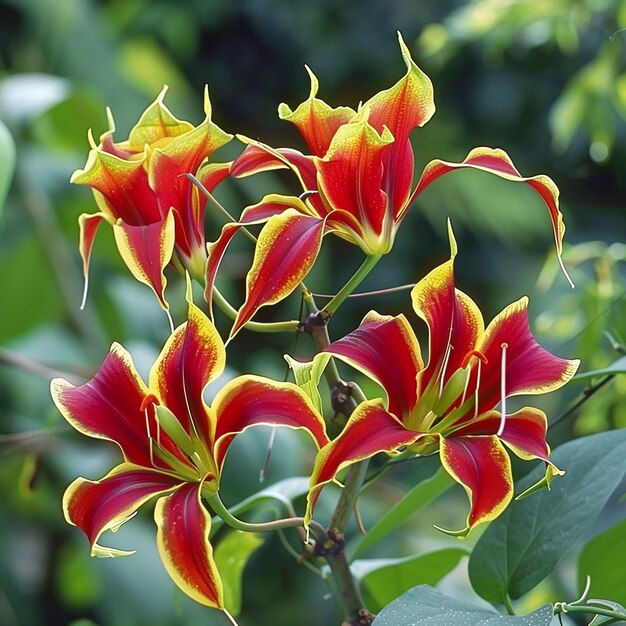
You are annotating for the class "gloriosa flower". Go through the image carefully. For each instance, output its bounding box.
[51,302,328,610]
[72,86,232,315]
[206,32,571,338]
[304,225,579,536]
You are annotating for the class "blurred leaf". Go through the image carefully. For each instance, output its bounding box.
[351,468,454,559]
[573,356,626,381]
[469,429,626,604]
[371,585,553,625]
[0,119,16,218]
[0,234,63,343]
[54,542,102,609]
[214,529,264,617]
[353,548,468,612]
[578,518,626,607]
[30,91,105,152]
[0,74,70,127]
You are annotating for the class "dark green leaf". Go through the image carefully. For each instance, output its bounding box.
[371,585,553,625]
[469,430,626,603]
[578,518,626,607]
[0,119,15,218]
[353,548,468,612]
[352,468,454,559]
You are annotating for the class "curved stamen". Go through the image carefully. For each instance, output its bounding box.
[474,358,483,419]
[438,343,453,399]
[497,343,509,436]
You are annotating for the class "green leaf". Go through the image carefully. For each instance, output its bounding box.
[284,353,331,413]
[210,477,310,534]
[469,429,626,604]
[213,529,264,617]
[573,355,626,381]
[353,548,468,612]
[578,518,626,607]
[371,585,553,625]
[0,119,15,219]
[351,467,454,559]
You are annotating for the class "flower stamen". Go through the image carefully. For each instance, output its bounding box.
[497,342,509,436]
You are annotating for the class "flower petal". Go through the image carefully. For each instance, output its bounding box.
[230,210,325,338]
[148,87,232,259]
[125,85,194,147]
[77,212,105,309]
[212,375,329,470]
[63,463,179,557]
[112,211,175,311]
[411,225,484,389]
[439,435,513,533]
[306,400,420,525]
[450,408,553,464]
[278,65,356,157]
[315,112,395,254]
[203,195,311,320]
[474,296,579,414]
[155,481,224,609]
[412,147,572,286]
[324,311,423,420]
[365,32,435,219]
[52,344,154,467]
[71,143,161,226]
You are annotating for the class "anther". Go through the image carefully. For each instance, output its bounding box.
[497,343,509,436]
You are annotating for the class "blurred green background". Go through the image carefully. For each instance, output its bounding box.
[0,1,625,625]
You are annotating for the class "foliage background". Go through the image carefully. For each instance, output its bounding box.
[0,1,624,625]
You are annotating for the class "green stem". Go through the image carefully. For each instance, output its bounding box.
[329,461,370,533]
[321,255,381,319]
[555,602,626,621]
[212,287,300,333]
[206,492,327,541]
[503,593,515,616]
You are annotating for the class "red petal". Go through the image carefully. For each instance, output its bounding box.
[440,435,513,531]
[451,408,551,463]
[52,345,155,467]
[212,375,329,470]
[315,114,394,253]
[306,400,420,525]
[278,66,356,157]
[78,212,105,308]
[412,147,572,286]
[113,212,175,311]
[155,482,224,608]
[230,210,325,338]
[325,312,423,420]
[149,302,225,445]
[365,33,435,219]
[63,464,179,556]
[474,297,579,414]
[71,147,161,226]
[411,228,484,390]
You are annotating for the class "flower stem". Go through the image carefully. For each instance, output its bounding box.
[212,287,300,333]
[554,602,626,621]
[320,255,381,319]
[206,492,327,541]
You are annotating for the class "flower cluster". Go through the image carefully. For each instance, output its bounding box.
[58,32,578,620]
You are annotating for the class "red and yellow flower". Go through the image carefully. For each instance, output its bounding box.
[304,226,579,535]
[72,86,232,314]
[207,32,571,338]
[51,302,328,610]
